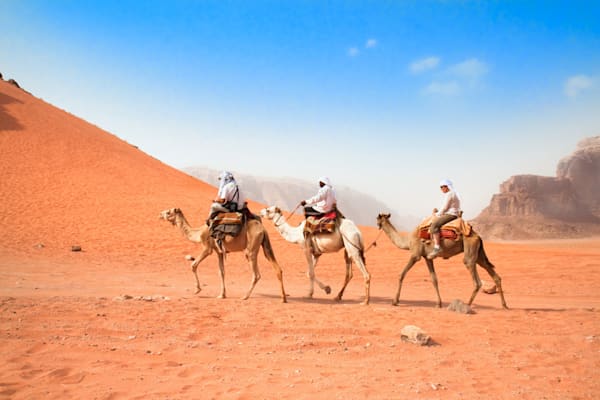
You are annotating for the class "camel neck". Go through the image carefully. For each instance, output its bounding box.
[382,221,410,250]
[272,213,304,244]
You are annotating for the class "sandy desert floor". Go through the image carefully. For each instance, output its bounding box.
[1,234,599,400]
[1,80,599,399]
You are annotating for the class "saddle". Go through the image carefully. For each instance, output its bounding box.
[304,211,338,235]
[210,211,245,240]
[417,215,473,242]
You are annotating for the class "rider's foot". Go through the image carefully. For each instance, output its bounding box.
[427,246,441,260]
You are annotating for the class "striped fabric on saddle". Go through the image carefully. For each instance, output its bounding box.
[417,215,473,241]
[304,211,337,235]
[210,212,244,239]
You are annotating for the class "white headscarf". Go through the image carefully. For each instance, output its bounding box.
[218,171,235,190]
[319,176,332,187]
[439,178,461,201]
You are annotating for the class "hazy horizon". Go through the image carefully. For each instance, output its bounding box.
[2,1,599,217]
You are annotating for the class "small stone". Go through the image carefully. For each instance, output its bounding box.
[400,325,430,346]
[447,299,474,314]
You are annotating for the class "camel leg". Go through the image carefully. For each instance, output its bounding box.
[335,251,354,303]
[465,260,482,306]
[303,249,318,298]
[217,253,227,299]
[265,255,286,303]
[424,258,443,308]
[477,249,508,309]
[260,233,287,303]
[242,247,261,300]
[350,250,370,306]
[393,255,420,306]
[190,248,211,294]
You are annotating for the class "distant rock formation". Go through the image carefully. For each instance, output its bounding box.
[182,166,418,228]
[473,136,600,239]
[556,136,600,216]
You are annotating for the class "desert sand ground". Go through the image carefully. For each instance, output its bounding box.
[1,80,599,399]
[2,232,599,399]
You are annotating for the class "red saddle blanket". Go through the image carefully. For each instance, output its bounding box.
[418,229,458,241]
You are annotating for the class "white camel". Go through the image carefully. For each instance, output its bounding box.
[260,206,371,305]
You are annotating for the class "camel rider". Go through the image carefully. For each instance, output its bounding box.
[427,179,462,260]
[300,176,337,218]
[208,171,246,222]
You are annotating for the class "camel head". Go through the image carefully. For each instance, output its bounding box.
[376,213,391,229]
[159,208,181,226]
[259,206,282,220]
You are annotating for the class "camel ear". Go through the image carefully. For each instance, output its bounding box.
[385,213,391,218]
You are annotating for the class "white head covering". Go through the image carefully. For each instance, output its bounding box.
[439,178,461,201]
[319,176,332,187]
[218,171,235,190]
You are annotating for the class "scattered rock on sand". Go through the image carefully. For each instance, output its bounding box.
[401,325,430,346]
[447,299,474,314]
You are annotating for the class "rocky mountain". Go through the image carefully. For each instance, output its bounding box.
[556,136,600,216]
[473,136,600,239]
[182,167,418,229]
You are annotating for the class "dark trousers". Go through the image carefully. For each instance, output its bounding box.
[304,206,324,218]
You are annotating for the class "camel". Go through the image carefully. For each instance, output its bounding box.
[159,208,287,302]
[260,206,371,305]
[376,213,508,309]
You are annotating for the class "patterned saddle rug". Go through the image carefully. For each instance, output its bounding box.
[417,215,473,242]
[304,211,337,235]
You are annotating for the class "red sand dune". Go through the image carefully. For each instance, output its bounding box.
[1,79,599,399]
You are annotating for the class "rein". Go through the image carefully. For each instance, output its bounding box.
[364,228,384,253]
[274,203,302,227]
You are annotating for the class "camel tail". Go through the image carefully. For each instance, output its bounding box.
[261,231,278,263]
[478,238,494,268]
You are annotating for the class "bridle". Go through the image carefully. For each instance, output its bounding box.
[272,203,302,228]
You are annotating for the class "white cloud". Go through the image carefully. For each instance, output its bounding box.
[423,81,461,96]
[410,56,440,73]
[365,38,378,48]
[448,58,488,81]
[564,74,593,98]
[348,47,360,57]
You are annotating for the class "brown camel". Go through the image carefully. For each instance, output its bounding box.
[376,213,508,309]
[159,208,287,302]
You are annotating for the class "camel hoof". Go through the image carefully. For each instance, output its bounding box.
[195,288,201,294]
[392,300,399,306]
[324,286,332,295]
[360,300,369,306]
[334,296,342,302]
[185,255,195,261]
[217,294,226,299]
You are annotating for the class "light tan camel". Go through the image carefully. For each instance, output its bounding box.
[376,213,508,309]
[260,206,371,305]
[159,208,287,302]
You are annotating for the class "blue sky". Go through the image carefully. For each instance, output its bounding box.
[2,1,599,218]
